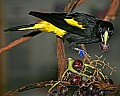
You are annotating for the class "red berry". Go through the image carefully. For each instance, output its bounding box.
[59,86,68,95]
[100,42,110,52]
[104,78,113,85]
[49,91,60,96]
[70,73,81,85]
[72,60,83,71]
[73,90,84,96]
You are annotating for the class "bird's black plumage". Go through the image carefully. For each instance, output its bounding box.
[5,11,114,51]
[28,11,114,50]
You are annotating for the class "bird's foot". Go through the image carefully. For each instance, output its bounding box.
[74,48,91,63]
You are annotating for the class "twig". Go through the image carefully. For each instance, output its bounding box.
[80,44,91,63]
[4,81,70,96]
[64,0,85,12]
[103,0,120,21]
[3,80,118,96]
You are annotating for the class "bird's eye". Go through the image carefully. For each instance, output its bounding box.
[99,28,103,33]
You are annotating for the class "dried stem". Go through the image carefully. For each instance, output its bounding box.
[104,0,120,21]
[3,81,70,96]
[64,0,85,12]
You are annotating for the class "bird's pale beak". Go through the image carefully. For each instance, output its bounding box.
[104,31,108,45]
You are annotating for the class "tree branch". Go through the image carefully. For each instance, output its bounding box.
[57,0,86,81]
[104,0,120,21]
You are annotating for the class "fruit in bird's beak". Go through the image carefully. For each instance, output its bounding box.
[100,42,110,52]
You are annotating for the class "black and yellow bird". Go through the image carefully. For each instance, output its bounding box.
[5,11,114,52]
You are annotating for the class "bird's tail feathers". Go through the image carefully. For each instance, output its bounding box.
[4,23,37,32]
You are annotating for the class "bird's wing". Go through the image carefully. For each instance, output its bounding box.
[64,33,101,45]
[29,11,68,29]
[29,11,86,36]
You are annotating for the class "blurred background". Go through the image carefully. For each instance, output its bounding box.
[0,0,120,95]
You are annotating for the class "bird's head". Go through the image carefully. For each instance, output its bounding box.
[98,21,114,52]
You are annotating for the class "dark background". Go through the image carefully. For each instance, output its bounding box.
[1,0,120,95]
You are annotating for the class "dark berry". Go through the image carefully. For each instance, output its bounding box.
[72,60,83,71]
[87,84,100,95]
[87,85,95,94]
[70,73,81,85]
[82,76,88,82]
[100,90,106,96]
[73,90,85,96]
[93,92,99,96]
[91,76,98,82]
[100,42,110,52]
[59,86,68,95]
[49,91,60,96]
[105,78,113,85]
[104,91,111,95]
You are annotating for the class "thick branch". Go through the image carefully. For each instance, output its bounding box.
[57,0,86,81]
[57,38,66,81]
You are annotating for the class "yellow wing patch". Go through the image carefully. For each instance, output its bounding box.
[18,24,44,30]
[64,18,85,29]
[18,21,67,38]
[38,21,67,37]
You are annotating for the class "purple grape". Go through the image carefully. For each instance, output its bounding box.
[87,84,100,95]
[73,89,85,96]
[104,91,111,95]
[100,90,106,96]
[93,92,99,96]
[100,42,110,52]
[104,78,113,85]
[49,91,60,96]
[69,73,81,85]
[59,86,68,95]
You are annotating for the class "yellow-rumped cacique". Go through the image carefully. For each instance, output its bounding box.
[5,11,114,52]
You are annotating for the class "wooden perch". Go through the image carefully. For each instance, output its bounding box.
[57,0,85,81]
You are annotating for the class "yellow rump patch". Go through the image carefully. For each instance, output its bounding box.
[64,18,85,29]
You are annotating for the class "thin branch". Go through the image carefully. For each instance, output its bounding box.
[104,0,120,21]
[64,0,85,12]
[3,80,118,96]
[0,37,31,54]
[80,44,91,63]
[4,81,70,96]
[0,30,41,54]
